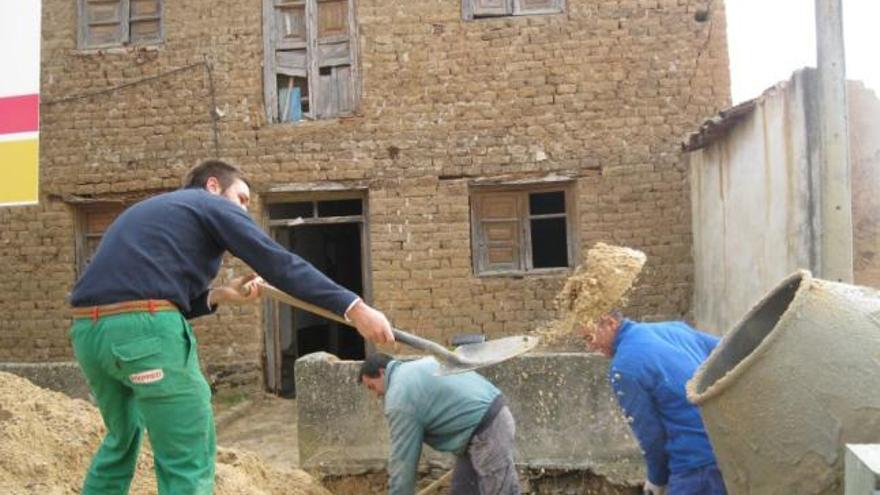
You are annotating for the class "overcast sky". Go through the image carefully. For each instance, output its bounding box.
[726,0,879,103]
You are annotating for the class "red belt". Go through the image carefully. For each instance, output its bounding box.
[72,299,178,321]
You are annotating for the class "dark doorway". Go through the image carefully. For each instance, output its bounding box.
[263,197,367,397]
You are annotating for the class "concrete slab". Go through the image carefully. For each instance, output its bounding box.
[295,351,644,484]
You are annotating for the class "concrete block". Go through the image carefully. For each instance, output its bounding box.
[295,351,643,484]
[481,352,643,484]
[295,352,389,474]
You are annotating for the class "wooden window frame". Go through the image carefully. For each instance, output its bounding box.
[470,184,576,276]
[262,0,361,123]
[462,0,564,20]
[77,0,164,49]
[73,202,127,278]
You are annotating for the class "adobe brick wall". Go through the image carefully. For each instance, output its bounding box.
[0,202,75,361]
[1,0,730,380]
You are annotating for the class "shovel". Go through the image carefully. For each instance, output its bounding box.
[258,283,539,375]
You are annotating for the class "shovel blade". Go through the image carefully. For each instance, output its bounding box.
[435,335,540,375]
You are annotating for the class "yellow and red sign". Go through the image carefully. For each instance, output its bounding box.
[0,1,41,206]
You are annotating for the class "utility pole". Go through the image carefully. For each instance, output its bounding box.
[815,0,853,283]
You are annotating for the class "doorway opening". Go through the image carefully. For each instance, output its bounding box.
[263,194,368,397]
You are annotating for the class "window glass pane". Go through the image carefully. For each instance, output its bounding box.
[529,191,565,215]
[531,217,568,268]
[277,4,307,42]
[318,199,362,217]
[130,20,161,42]
[277,75,309,122]
[269,202,314,219]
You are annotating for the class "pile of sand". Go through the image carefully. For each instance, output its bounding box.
[0,371,330,495]
[537,243,646,348]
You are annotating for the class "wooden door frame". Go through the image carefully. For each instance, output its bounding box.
[260,190,371,394]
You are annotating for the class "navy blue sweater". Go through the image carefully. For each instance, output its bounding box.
[70,188,358,319]
[609,319,720,485]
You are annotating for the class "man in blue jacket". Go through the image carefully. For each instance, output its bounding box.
[358,353,521,495]
[70,159,394,494]
[581,312,726,495]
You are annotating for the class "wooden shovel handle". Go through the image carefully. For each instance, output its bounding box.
[258,283,472,365]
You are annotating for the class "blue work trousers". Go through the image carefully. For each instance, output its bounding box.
[668,463,726,495]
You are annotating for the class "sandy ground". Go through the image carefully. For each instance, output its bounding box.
[216,394,300,472]
[0,371,329,495]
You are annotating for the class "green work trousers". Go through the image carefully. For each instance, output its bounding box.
[70,310,215,495]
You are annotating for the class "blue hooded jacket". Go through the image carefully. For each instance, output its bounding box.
[609,319,719,485]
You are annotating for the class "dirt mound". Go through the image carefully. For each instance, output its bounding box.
[215,449,329,495]
[537,242,646,349]
[0,371,330,495]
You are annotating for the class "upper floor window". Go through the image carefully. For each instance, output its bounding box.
[77,0,163,49]
[263,0,359,123]
[470,186,575,275]
[462,0,564,20]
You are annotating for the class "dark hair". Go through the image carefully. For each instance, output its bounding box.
[357,353,394,383]
[182,159,248,191]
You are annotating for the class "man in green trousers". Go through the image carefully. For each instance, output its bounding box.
[69,159,394,494]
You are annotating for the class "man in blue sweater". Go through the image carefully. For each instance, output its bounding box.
[582,312,726,495]
[69,159,394,494]
[358,353,521,495]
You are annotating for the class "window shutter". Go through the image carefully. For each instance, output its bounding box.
[274,2,308,75]
[269,0,310,121]
[317,0,348,39]
[76,204,125,276]
[85,207,120,234]
[474,193,522,273]
[315,66,355,117]
[314,0,354,118]
[332,65,354,113]
[513,0,562,15]
[266,0,358,122]
[82,0,125,47]
[471,0,511,17]
[275,0,308,47]
[129,0,161,43]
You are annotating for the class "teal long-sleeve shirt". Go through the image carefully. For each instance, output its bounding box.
[383,358,501,495]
